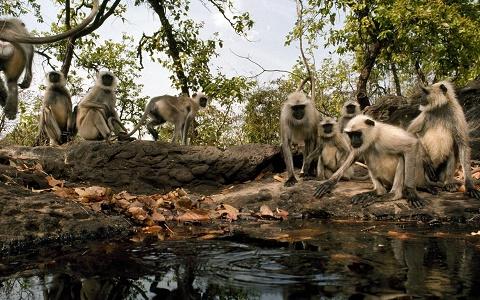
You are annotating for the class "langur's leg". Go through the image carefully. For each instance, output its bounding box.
[459,143,480,199]
[147,120,161,141]
[172,120,183,144]
[442,154,460,192]
[0,78,7,107]
[18,45,34,89]
[351,170,385,206]
[43,107,62,146]
[4,79,19,119]
[403,143,425,208]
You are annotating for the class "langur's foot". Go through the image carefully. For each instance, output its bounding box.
[444,183,460,193]
[351,191,378,206]
[466,187,480,200]
[404,187,425,208]
[284,176,297,187]
[117,132,136,141]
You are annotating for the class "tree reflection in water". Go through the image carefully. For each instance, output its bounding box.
[1,224,480,299]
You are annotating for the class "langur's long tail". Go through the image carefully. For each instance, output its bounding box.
[126,109,150,138]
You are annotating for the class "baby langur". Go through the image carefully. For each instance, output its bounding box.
[339,100,361,132]
[314,115,424,208]
[280,91,319,186]
[408,81,480,200]
[304,117,365,180]
[39,71,73,145]
[75,71,131,141]
[126,92,208,145]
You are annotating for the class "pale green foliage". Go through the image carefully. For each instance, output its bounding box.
[0,0,42,21]
[192,75,254,147]
[291,0,480,87]
[0,93,42,146]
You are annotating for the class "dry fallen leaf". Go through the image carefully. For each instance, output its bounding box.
[216,203,239,221]
[52,186,77,199]
[46,176,64,188]
[90,202,102,212]
[275,208,289,219]
[151,212,166,222]
[387,230,410,240]
[34,163,44,173]
[143,225,163,234]
[115,199,131,210]
[31,188,52,193]
[75,186,111,202]
[273,175,284,182]
[128,206,148,221]
[259,205,274,217]
[114,191,137,201]
[255,172,266,181]
[175,209,211,222]
[473,172,480,180]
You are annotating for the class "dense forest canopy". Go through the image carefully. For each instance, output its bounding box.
[1,0,479,147]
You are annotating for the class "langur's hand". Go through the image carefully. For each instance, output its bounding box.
[423,160,438,182]
[314,180,335,198]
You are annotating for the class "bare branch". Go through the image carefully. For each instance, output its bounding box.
[230,50,299,79]
[201,0,253,41]
[295,0,316,100]
[35,50,57,70]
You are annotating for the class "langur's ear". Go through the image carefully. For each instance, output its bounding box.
[439,84,448,95]
[365,119,375,126]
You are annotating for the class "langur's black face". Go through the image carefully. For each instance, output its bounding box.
[346,104,356,114]
[291,104,306,120]
[49,72,61,83]
[101,74,114,87]
[322,123,333,134]
[199,97,208,107]
[347,131,363,148]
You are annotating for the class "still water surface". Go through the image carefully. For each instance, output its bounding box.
[1,221,480,299]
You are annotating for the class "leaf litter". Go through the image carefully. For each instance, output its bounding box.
[35,172,291,242]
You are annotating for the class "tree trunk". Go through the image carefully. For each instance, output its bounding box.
[147,0,190,95]
[356,40,382,109]
[415,59,428,85]
[391,62,401,96]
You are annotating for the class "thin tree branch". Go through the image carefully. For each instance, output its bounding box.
[230,50,299,79]
[296,0,315,100]
[35,50,57,70]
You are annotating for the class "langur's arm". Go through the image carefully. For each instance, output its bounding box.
[314,151,357,198]
[407,113,425,134]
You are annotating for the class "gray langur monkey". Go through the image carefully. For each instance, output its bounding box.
[314,115,425,208]
[280,91,320,187]
[0,19,34,119]
[408,81,480,200]
[338,100,361,133]
[38,71,74,145]
[126,92,208,145]
[304,117,367,181]
[75,71,132,141]
[0,1,99,120]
